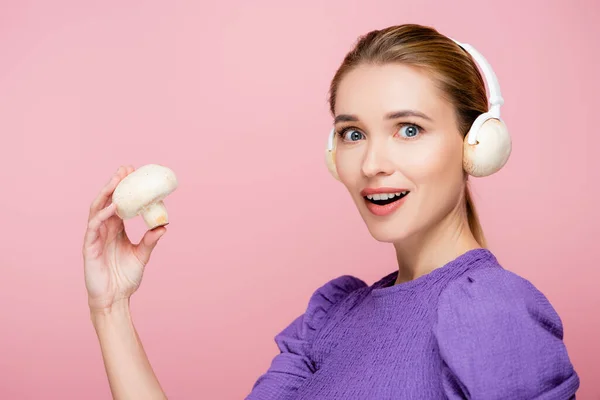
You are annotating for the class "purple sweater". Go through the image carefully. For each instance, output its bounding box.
[246,249,579,399]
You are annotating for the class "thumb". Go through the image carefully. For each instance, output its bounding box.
[134,226,167,265]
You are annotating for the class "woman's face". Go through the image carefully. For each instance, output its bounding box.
[333,63,466,243]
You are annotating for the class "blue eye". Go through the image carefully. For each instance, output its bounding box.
[399,124,420,138]
[340,129,364,142]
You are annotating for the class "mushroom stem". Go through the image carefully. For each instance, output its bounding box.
[141,201,169,230]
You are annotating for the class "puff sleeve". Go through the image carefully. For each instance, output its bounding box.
[433,266,580,400]
[245,275,367,400]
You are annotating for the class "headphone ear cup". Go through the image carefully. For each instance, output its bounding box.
[325,148,341,181]
[463,117,511,177]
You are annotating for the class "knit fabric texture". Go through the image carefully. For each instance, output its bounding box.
[245,248,579,399]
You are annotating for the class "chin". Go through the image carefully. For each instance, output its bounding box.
[355,205,414,243]
[363,221,413,243]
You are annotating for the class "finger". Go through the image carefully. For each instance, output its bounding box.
[133,226,167,266]
[84,203,118,248]
[88,166,125,221]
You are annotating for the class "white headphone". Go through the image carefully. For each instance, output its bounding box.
[325,38,511,180]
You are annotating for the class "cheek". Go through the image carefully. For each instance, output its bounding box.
[398,135,464,186]
[335,148,362,186]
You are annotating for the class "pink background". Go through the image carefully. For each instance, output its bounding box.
[1,0,598,398]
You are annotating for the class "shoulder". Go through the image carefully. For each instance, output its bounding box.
[434,261,580,399]
[274,275,367,342]
[301,275,368,335]
[437,263,564,338]
[271,274,367,356]
[248,275,368,399]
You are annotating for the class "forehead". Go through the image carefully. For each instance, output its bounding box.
[334,63,451,121]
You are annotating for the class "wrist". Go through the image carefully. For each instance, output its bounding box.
[90,298,132,326]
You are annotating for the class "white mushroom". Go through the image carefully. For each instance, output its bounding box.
[112,164,178,230]
[463,118,512,177]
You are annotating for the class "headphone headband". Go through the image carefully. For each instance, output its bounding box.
[451,39,503,118]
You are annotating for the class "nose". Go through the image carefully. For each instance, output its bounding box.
[361,138,395,178]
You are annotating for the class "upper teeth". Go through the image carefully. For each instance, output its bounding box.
[366,192,408,200]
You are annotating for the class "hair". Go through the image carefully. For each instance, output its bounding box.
[327,23,488,247]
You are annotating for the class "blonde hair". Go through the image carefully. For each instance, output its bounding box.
[327,23,488,247]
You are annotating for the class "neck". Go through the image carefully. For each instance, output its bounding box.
[392,202,481,285]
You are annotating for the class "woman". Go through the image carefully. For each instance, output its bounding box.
[82,24,579,399]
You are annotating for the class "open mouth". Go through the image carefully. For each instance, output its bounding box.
[364,191,409,205]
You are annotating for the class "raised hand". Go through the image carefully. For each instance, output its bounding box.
[82,165,166,313]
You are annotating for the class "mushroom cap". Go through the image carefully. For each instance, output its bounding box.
[463,118,511,177]
[325,148,340,181]
[112,164,178,219]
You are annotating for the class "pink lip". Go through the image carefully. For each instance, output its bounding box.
[360,187,409,197]
[364,194,408,216]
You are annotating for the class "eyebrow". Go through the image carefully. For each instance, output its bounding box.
[334,110,433,124]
